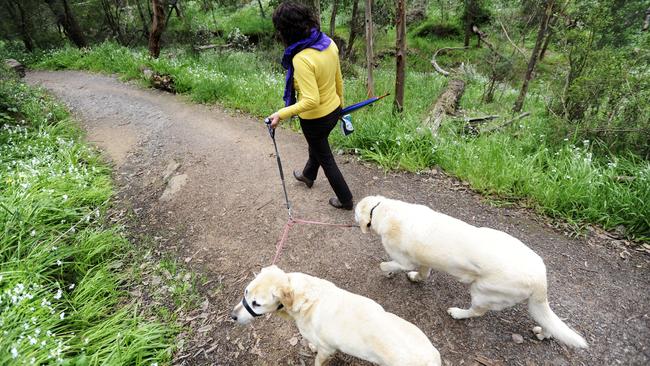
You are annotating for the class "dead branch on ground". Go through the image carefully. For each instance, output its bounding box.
[481,112,530,134]
[430,47,468,76]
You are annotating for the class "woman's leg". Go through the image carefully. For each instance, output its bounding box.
[301,118,352,203]
[301,145,320,181]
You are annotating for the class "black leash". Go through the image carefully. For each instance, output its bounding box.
[264,118,292,219]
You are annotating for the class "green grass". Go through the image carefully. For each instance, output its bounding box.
[0,71,180,364]
[24,41,650,241]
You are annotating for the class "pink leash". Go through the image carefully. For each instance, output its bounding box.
[271,217,358,265]
[264,118,358,265]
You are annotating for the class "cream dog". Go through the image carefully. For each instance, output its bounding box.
[355,195,588,349]
[231,265,442,366]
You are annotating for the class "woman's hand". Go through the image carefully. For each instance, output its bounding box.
[268,112,281,129]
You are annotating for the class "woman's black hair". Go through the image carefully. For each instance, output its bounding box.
[272,1,320,46]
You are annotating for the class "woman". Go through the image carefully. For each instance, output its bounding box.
[267,1,353,210]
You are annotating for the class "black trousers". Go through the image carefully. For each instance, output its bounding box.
[299,107,353,203]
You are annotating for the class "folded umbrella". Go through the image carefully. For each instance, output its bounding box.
[341,93,390,115]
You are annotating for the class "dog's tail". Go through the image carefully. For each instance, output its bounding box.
[528,289,588,348]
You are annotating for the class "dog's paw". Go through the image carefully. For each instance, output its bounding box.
[532,325,551,340]
[447,307,469,319]
[307,342,317,353]
[379,261,392,272]
[406,271,424,283]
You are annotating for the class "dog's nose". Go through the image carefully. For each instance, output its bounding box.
[230,312,237,321]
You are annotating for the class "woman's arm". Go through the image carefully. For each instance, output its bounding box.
[276,56,320,120]
[336,56,344,108]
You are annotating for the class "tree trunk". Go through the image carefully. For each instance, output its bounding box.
[44,0,87,48]
[393,0,406,113]
[424,79,465,134]
[148,0,166,58]
[538,15,556,60]
[513,0,554,113]
[345,0,360,59]
[101,0,124,44]
[329,0,338,37]
[5,1,35,52]
[463,0,473,47]
[136,0,150,39]
[642,7,650,31]
[365,0,375,97]
[257,0,265,18]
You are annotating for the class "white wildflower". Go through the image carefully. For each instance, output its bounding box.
[62,194,68,201]
[56,260,62,266]
[69,284,75,290]
[11,347,18,358]
[59,312,65,320]
[54,289,62,300]
[30,230,36,237]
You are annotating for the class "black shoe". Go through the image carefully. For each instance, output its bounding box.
[293,170,314,188]
[329,197,353,210]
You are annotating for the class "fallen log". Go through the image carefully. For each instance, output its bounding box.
[481,112,530,134]
[463,115,500,135]
[430,46,468,76]
[423,79,465,134]
[140,66,176,93]
[466,115,500,123]
[4,59,25,78]
[194,43,231,51]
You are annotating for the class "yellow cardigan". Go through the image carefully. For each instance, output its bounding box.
[277,42,344,120]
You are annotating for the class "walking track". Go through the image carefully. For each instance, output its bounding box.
[27,71,649,366]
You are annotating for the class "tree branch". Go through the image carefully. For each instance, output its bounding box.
[498,20,526,57]
[430,47,468,76]
[481,112,530,134]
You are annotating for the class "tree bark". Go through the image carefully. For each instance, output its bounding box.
[101,0,124,44]
[365,0,375,97]
[257,0,265,18]
[5,1,34,51]
[345,0,360,59]
[148,0,166,58]
[513,0,554,113]
[424,79,465,134]
[642,7,649,31]
[463,0,474,47]
[329,0,338,37]
[393,0,406,113]
[44,0,87,48]
[538,15,556,60]
[136,0,150,38]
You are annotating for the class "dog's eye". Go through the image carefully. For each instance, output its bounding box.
[252,300,259,307]
[245,289,248,295]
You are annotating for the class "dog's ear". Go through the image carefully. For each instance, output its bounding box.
[273,285,294,309]
[356,197,373,234]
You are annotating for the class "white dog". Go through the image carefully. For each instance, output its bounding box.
[231,265,442,366]
[355,195,588,349]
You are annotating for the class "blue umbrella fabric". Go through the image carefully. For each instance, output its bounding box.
[341,93,390,115]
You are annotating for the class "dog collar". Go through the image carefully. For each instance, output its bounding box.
[241,296,284,318]
[367,202,381,228]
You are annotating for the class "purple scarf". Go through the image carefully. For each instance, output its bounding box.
[281,29,332,107]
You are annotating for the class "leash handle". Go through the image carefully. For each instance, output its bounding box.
[264,117,275,138]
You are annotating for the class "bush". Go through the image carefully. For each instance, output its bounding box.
[413,19,462,38]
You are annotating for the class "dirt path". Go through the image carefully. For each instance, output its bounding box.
[27,71,649,366]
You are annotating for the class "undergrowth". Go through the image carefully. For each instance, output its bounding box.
[0,70,180,364]
[23,42,650,241]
